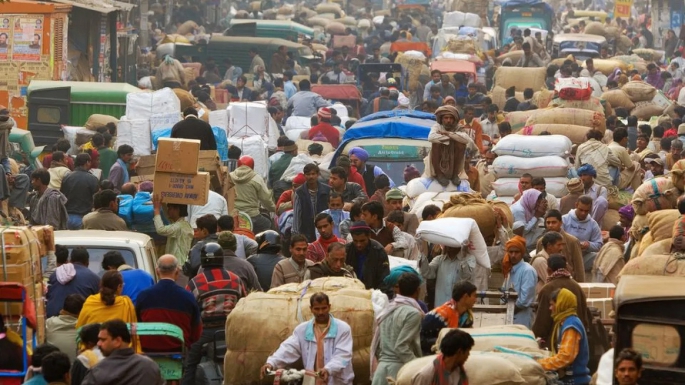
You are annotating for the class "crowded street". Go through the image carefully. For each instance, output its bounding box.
[0,0,680,383]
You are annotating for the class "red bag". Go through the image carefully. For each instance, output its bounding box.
[555,78,593,100]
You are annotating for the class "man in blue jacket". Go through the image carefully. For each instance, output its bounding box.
[562,195,604,276]
[101,250,154,304]
[46,248,100,318]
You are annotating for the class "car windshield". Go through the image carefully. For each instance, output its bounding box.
[42,247,137,278]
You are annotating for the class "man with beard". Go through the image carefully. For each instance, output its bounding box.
[426,106,477,187]
[306,242,355,279]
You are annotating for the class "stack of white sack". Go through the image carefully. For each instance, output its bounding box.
[120,88,182,155]
[404,176,471,213]
[489,134,571,205]
[227,102,274,179]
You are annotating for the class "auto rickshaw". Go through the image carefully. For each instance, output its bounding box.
[613,275,685,384]
[311,84,362,118]
[552,33,609,61]
[0,283,37,384]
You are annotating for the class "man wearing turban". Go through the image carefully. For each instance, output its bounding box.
[502,235,537,328]
[426,106,478,187]
[577,163,609,225]
[348,147,394,196]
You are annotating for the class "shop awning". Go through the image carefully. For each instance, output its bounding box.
[49,0,135,14]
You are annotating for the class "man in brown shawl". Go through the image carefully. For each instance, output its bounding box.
[427,105,478,187]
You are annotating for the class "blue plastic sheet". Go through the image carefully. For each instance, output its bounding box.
[151,127,229,161]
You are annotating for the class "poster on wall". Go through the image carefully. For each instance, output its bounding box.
[12,16,43,62]
[0,17,11,61]
[614,0,633,19]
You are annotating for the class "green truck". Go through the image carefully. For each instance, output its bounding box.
[225,20,314,42]
[499,0,555,43]
[27,81,141,146]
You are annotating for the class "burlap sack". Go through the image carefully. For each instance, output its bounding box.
[325,21,346,35]
[601,90,635,110]
[637,231,654,256]
[506,110,539,131]
[251,1,262,11]
[315,2,341,13]
[394,354,526,385]
[622,81,657,103]
[631,177,679,215]
[619,253,685,279]
[602,209,620,231]
[490,200,514,228]
[669,159,685,191]
[496,50,524,65]
[518,124,592,145]
[631,101,664,120]
[446,38,477,54]
[525,108,606,133]
[603,99,614,117]
[277,4,293,14]
[176,20,198,35]
[616,36,633,54]
[533,88,554,109]
[629,214,650,242]
[494,67,546,93]
[308,17,329,27]
[440,193,497,244]
[85,114,118,130]
[583,21,606,36]
[608,188,632,210]
[435,325,539,353]
[641,239,672,257]
[172,88,195,111]
[493,352,547,385]
[632,48,663,62]
[604,26,622,40]
[590,59,628,75]
[550,96,604,113]
[490,86,524,110]
[224,284,373,385]
[647,209,681,242]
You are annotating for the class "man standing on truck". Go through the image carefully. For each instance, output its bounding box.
[287,79,331,118]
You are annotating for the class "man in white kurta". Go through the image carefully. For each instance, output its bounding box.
[262,293,354,385]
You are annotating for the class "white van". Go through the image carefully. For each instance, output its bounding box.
[54,230,159,279]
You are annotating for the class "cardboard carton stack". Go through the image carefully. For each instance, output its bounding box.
[0,226,54,343]
[153,138,210,206]
[579,283,616,320]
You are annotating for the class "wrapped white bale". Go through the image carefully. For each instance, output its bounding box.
[224,284,373,385]
[125,88,181,120]
[436,325,540,353]
[405,177,462,199]
[492,134,572,158]
[415,217,490,269]
[394,353,526,385]
[493,155,569,178]
[285,116,311,131]
[208,109,229,135]
[149,112,182,133]
[62,126,91,155]
[492,177,568,198]
[229,102,270,138]
[117,119,152,156]
[228,136,269,180]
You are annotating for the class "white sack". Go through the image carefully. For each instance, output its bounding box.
[125,88,181,120]
[228,136,269,179]
[493,155,569,178]
[116,119,152,156]
[229,102,270,138]
[492,177,569,198]
[330,102,349,117]
[405,177,462,199]
[408,191,458,216]
[285,116,311,131]
[416,217,490,269]
[492,134,572,158]
[286,129,307,142]
[61,126,91,155]
[280,154,314,182]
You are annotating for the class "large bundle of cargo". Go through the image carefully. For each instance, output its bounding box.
[224,278,375,385]
[631,177,679,215]
[519,124,594,145]
[525,108,606,133]
[494,67,547,93]
[1,226,54,343]
[436,193,513,245]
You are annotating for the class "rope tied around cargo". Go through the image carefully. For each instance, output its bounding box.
[664,252,685,275]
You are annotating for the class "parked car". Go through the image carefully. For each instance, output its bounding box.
[52,230,158,279]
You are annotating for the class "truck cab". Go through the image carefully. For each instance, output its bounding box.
[498,0,554,44]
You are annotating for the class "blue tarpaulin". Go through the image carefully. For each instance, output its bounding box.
[151,127,229,161]
[343,115,434,142]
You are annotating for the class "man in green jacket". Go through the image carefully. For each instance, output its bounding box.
[97,133,118,180]
[230,156,276,234]
[268,139,298,185]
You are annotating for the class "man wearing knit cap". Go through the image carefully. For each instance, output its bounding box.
[215,231,262,292]
[328,166,367,210]
[348,147,394,196]
[385,188,419,235]
[345,220,390,289]
[577,164,609,225]
[337,155,367,194]
[559,178,585,216]
[426,105,477,187]
[268,139,298,185]
[308,107,341,148]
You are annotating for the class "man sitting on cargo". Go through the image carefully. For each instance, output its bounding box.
[419,281,477,355]
[413,329,474,385]
[287,79,331,118]
[261,292,354,385]
[516,42,544,68]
